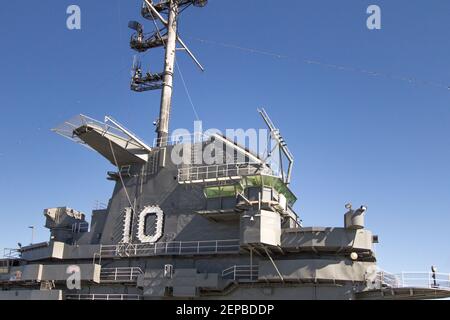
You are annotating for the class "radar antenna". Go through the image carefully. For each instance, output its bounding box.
[129,0,207,147]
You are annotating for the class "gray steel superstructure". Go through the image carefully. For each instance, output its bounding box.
[1,0,449,300]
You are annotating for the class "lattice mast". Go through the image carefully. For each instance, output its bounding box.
[129,0,207,147]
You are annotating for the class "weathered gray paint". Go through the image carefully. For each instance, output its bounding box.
[1,0,447,301]
[0,290,63,301]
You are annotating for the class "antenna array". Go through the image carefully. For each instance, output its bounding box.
[128,0,207,147]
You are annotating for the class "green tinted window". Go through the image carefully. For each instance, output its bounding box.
[204,175,297,205]
[204,184,241,198]
[242,175,297,205]
[221,185,237,197]
[205,187,221,198]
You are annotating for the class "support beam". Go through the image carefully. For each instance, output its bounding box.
[105,116,152,152]
[143,0,168,25]
[177,36,205,71]
[263,246,284,282]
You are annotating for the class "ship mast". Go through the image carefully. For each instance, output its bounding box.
[129,0,207,147]
[158,1,178,147]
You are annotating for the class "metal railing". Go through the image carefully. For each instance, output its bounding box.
[376,271,450,291]
[99,239,240,258]
[71,221,89,233]
[222,265,259,282]
[52,114,152,152]
[178,162,266,183]
[100,267,144,283]
[65,294,142,301]
[93,201,108,210]
[153,132,210,147]
[3,248,21,259]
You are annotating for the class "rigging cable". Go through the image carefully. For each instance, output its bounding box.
[191,37,450,92]
[175,59,200,121]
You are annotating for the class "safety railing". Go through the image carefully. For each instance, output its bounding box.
[53,115,117,145]
[153,132,210,147]
[3,248,21,259]
[376,271,450,291]
[178,162,266,183]
[71,221,89,233]
[375,270,401,288]
[222,265,259,282]
[65,294,142,301]
[100,267,144,283]
[52,114,152,152]
[100,239,240,258]
[93,201,108,210]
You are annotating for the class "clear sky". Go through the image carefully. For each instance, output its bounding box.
[0,0,449,273]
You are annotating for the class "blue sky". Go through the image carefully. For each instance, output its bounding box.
[0,0,449,273]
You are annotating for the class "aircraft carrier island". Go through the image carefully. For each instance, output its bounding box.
[1,0,449,300]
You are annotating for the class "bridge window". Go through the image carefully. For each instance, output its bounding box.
[242,175,297,206]
[204,184,242,199]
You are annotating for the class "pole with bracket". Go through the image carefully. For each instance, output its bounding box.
[157,0,178,147]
